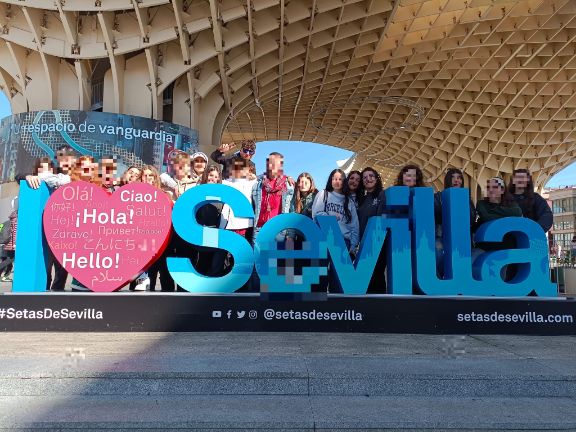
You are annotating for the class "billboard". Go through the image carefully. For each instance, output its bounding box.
[0,110,198,181]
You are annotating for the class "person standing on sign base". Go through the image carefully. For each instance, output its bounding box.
[23,151,77,291]
[250,152,295,292]
[356,168,385,293]
[508,169,553,233]
[474,177,522,281]
[433,168,475,278]
[139,165,174,292]
[119,165,151,292]
[221,158,257,239]
[160,151,203,291]
[286,172,320,291]
[376,164,426,294]
[312,169,359,293]
[67,156,99,292]
[195,165,228,277]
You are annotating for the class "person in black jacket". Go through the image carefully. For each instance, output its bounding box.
[194,165,228,277]
[508,169,553,232]
[210,140,257,180]
[433,168,476,277]
[356,167,385,293]
[357,168,384,239]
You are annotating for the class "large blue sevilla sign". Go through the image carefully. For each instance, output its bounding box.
[15,184,555,297]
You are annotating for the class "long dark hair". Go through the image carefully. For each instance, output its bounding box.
[395,164,425,187]
[347,170,361,192]
[324,168,352,223]
[358,167,383,206]
[294,172,318,213]
[509,168,535,218]
[485,177,516,207]
[200,164,222,184]
[444,168,465,189]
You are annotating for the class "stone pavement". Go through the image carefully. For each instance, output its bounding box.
[0,332,576,430]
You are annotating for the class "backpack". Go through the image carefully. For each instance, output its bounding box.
[0,219,11,245]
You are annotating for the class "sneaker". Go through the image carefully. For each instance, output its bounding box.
[134,277,150,291]
[1,276,12,282]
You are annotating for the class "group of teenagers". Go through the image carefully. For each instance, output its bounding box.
[9,139,553,293]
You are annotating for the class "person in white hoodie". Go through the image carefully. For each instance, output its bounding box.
[312,168,359,293]
[220,158,257,238]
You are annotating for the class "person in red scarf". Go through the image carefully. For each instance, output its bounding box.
[248,152,294,292]
[251,152,294,241]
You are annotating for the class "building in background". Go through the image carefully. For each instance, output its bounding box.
[549,187,576,253]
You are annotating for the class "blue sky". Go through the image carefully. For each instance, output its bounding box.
[0,92,573,187]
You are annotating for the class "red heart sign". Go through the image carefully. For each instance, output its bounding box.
[43,182,173,292]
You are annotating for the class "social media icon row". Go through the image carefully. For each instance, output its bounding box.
[212,310,247,319]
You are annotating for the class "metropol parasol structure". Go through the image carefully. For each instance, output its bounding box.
[0,0,574,195]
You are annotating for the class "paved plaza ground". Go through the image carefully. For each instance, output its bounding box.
[0,330,575,430]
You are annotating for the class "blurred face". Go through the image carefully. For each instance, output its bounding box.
[231,162,244,179]
[193,157,207,175]
[402,168,417,187]
[141,169,157,186]
[172,161,191,179]
[362,171,377,192]
[331,172,344,192]
[57,154,76,174]
[206,169,220,184]
[486,180,504,202]
[78,159,95,182]
[348,173,360,192]
[266,155,283,178]
[512,172,530,190]
[100,159,116,184]
[37,162,53,175]
[124,167,141,184]
[298,176,312,193]
[451,173,463,188]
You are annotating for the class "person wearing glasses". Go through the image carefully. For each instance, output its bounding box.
[210,139,257,180]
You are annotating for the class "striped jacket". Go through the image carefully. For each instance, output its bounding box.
[3,211,17,251]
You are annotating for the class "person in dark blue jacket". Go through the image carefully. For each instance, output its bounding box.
[356,167,385,293]
[433,168,476,277]
[508,169,552,232]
